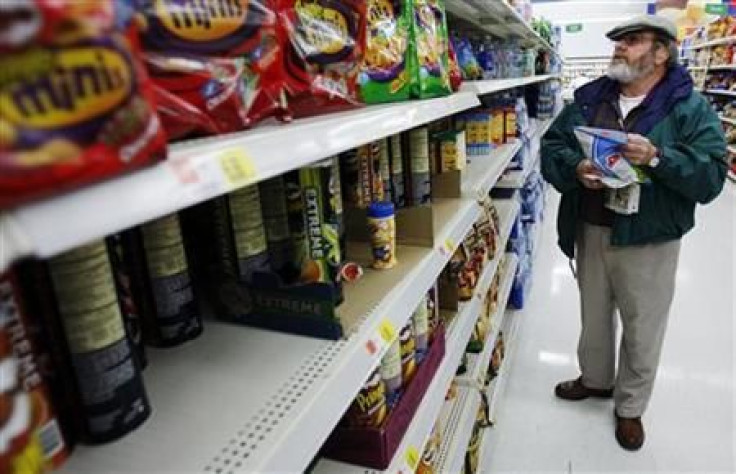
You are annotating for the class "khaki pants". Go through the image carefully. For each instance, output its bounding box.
[576,224,680,418]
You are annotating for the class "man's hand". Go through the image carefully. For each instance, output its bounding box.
[576,159,604,190]
[623,133,658,166]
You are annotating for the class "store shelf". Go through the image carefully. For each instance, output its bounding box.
[434,253,518,474]
[690,36,736,50]
[461,253,519,386]
[495,117,555,190]
[314,197,519,474]
[59,197,481,474]
[705,89,736,97]
[688,66,708,71]
[463,141,523,200]
[445,0,558,56]
[720,115,736,126]
[460,75,558,96]
[0,92,481,273]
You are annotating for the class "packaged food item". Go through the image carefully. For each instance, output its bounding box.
[426,283,439,343]
[122,214,202,347]
[447,39,463,92]
[107,234,147,368]
[284,170,308,283]
[437,130,467,172]
[411,0,452,99]
[464,404,483,474]
[380,338,402,407]
[367,201,398,270]
[388,135,406,208]
[360,0,416,103]
[0,325,45,474]
[228,185,271,283]
[453,35,483,80]
[412,296,430,362]
[399,322,417,385]
[341,143,383,209]
[344,369,388,428]
[0,272,70,470]
[503,96,516,142]
[299,159,345,304]
[377,139,392,200]
[0,0,167,208]
[280,0,367,118]
[417,421,441,474]
[134,0,288,132]
[573,126,645,188]
[259,177,296,279]
[47,241,151,443]
[407,127,432,205]
[145,55,251,139]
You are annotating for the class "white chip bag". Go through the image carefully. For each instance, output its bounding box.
[574,126,644,188]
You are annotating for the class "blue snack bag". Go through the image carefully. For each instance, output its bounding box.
[573,126,648,188]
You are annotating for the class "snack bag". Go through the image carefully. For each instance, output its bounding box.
[411,0,452,99]
[0,0,167,208]
[360,0,416,103]
[133,0,288,134]
[573,126,646,188]
[280,0,367,118]
[453,35,483,80]
[447,39,463,92]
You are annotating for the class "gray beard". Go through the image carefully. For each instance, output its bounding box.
[607,60,654,84]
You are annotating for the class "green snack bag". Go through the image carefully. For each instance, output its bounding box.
[361,0,417,104]
[411,0,452,99]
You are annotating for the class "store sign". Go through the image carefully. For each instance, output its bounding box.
[566,23,583,33]
[705,3,728,15]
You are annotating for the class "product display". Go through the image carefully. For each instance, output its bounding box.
[0,0,566,471]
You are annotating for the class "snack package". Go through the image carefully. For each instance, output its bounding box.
[344,369,388,428]
[411,0,452,99]
[360,0,416,103]
[573,127,646,188]
[447,39,463,92]
[453,35,483,80]
[0,0,167,208]
[280,0,367,118]
[134,0,288,136]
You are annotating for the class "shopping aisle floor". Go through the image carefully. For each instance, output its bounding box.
[484,184,735,473]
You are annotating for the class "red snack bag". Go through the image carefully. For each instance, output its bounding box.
[0,0,167,209]
[448,40,463,92]
[279,0,367,118]
[134,0,289,132]
[1,271,70,470]
[147,55,248,140]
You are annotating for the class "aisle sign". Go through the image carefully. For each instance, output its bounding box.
[705,3,728,16]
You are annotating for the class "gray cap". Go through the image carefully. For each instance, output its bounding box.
[606,14,678,42]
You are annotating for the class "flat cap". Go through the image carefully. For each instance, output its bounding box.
[606,14,677,42]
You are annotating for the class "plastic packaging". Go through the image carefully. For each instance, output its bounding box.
[412,296,430,362]
[411,0,452,98]
[573,127,645,188]
[0,0,167,208]
[280,0,367,118]
[380,338,402,407]
[361,0,416,103]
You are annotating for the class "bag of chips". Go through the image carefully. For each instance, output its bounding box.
[360,0,417,104]
[0,0,167,208]
[280,0,367,118]
[574,127,647,188]
[133,0,288,137]
[410,0,452,99]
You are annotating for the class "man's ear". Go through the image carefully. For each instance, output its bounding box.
[654,44,669,67]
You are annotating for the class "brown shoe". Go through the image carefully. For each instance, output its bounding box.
[554,376,614,401]
[615,411,645,451]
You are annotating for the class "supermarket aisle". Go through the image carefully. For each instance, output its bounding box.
[484,184,735,473]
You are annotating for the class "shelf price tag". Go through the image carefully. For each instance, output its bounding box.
[219,148,257,189]
[444,238,455,253]
[405,445,420,471]
[379,318,397,344]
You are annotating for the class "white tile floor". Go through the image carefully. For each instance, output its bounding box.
[483,184,736,473]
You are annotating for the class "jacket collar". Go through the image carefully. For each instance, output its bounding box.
[574,65,693,135]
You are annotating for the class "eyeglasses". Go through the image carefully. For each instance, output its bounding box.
[614,33,655,47]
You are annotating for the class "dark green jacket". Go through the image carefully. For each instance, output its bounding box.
[542,66,727,258]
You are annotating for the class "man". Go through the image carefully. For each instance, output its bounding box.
[541,15,727,451]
